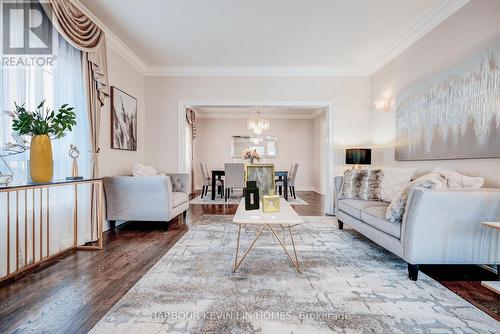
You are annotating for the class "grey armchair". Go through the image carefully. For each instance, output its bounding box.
[103,174,189,229]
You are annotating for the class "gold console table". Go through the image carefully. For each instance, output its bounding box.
[0,178,104,283]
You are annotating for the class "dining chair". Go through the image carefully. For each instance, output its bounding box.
[200,163,223,198]
[224,163,245,202]
[288,163,299,199]
[275,163,294,196]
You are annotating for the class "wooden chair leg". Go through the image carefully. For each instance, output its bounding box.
[338,220,343,230]
[292,186,296,199]
[109,220,116,231]
[201,186,205,198]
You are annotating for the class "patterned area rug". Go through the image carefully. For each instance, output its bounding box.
[189,194,309,205]
[90,216,498,334]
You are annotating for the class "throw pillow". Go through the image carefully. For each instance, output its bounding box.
[386,173,447,222]
[339,169,383,200]
[433,168,484,189]
[359,169,383,201]
[132,163,158,177]
[338,169,366,199]
[380,167,418,203]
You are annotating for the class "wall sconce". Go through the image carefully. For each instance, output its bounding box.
[374,98,390,112]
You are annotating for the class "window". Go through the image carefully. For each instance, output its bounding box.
[1,33,90,182]
[0,10,93,274]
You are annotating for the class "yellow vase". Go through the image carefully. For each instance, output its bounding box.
[30,135,53,183]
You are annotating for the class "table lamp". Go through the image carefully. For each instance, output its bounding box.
[345,148,371,169]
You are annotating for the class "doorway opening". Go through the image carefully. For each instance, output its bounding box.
[179,101,335,215]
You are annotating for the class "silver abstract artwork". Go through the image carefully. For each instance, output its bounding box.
[395,44,500,160]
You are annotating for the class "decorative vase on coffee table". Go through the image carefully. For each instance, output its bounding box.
[30,134,53,183]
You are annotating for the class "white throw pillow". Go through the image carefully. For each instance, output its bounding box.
[380,168,418,203]
[132,163,158,177]
[386,173,447,222]
[433,168,484,189]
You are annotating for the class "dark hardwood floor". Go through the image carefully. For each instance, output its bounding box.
[420,265,499,321]
[0,191,497,333]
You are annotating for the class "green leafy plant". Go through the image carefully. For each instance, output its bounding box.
[10,100,77,139]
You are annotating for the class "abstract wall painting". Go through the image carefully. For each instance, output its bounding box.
[111,86,137,151]
[395,44,500,160]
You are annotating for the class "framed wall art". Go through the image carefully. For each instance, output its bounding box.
[395,44,500,160]
[111,86,137,151]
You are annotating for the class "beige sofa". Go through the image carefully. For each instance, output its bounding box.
[334,176,500,280]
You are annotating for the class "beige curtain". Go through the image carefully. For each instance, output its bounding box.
[186,109,196,194]
[41,0,109,240]
[41,0,109,177]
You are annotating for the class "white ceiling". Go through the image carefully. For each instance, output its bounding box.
[193,106,325,119]
[76,0,469,75]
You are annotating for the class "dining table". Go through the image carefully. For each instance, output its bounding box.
[211,170,288,200]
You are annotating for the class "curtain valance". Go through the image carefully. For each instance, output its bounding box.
[41,0,109,106]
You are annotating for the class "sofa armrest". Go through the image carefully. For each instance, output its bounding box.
[103,176,170,221]
[167,173,189,193]
[402,187,500,264]
[334,176,344,216]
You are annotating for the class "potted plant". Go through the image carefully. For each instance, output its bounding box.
[242,148,260,164]
[6,100,76,183]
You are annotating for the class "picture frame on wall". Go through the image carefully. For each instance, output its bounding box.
[110,86,137,151]
[394,44,500,161]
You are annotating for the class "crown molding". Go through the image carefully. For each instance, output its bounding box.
[73,0,469,78]
[144,66,369,77]
[196,113,319,120]
[368,0,470,75]
[311,107,326,119]
[71,0,148,74]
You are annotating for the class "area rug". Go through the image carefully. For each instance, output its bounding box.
[90,216,498,334]
[189,194,309,205]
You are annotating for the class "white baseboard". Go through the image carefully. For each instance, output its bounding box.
[296,186,315,192]
[313,188,325,195]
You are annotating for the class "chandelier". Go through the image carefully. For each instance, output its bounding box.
[247,111,269,135]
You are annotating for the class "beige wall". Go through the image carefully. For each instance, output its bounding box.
[101,0,500,189]
[144,76,371,178]
[370,0,500,186]
[99,47,146,177]
[194,117,320,191]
